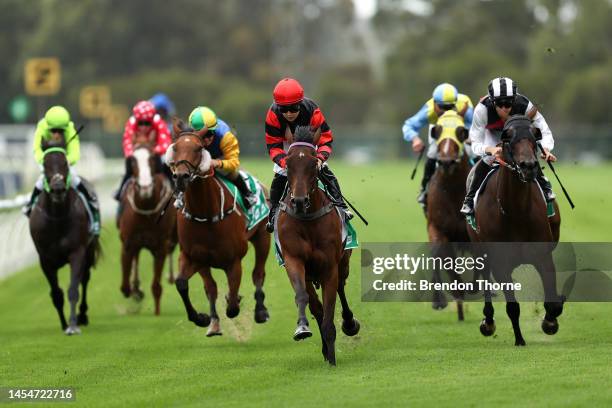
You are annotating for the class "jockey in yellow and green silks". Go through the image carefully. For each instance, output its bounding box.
[187,106,257,209]
[24,106,100,234]
[402,83,474,209]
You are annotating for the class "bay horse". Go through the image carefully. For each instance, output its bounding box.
[278,126,360,365]
[29,141,100,334]
[118,138,177,315]
[468,115,562,346]
[426,116,471,320]
[169,120,270,336]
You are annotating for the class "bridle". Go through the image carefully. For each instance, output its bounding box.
[498,122,539,184]
[172,132,214,182]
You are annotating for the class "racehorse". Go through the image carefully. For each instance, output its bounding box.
[468,114,562,346]
[29,140,100,335]
[426,120,471,320]
[277,126,360,365]
[118,138,177,315]
[169,120,270,336]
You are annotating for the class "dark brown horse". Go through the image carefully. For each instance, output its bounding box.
[426,118,471,320]
[118,139,177,315]
[29,142,100,334]
[169,120,270,336]
[277,126,360,365]
[468,115,562,346]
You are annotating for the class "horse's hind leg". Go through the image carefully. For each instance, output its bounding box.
[151,251,165,316]
[338,251,360,336]
[66,249,86,335]
[199,266,222,337]
[251,225,270,323]
[167,246,175,284]
[535,255,564,335]
[285,257,312,341]
[77,266,91,326]
[120,246,133,298]
[130,251,144,301]
[224,260,243,319]
[321,269,339,365]
[306,280,327,360]
[42,262,67,331]
[502,288,525,346]
[175,252,210,328]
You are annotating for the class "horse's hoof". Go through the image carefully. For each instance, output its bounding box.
[168,277,175,285]
[479,319,496,337]
[515,338,527,346]
[120,287,131,298]
[77,314,89,326]
[131,290,145,302]
[432,292,448,310]
[191,313,211,328]
[64,326,81,336]
[206,318,222,337]
[293,325,312,341]
[254,307,269,324]
[541,318,559,335]
[342,318,360,336]
[226,305,240,319]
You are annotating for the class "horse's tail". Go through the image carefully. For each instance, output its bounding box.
[89,235,103,268]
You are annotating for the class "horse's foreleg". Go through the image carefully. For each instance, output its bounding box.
[225,260,243,319]
[251,226,270,323]
[306,280,326,359]
[321,268,339,365]
[502,286,525,346]
[120,246,133,298]
[130,251,144,301]
[337,251,360,336]
[66,249,86,335]
[199,266,221,336]
[535,254,564,335]
[285,257,311,341]
[41,262,67,331]
[175,252,210,328]
[151,251,165,316]
[429,229,448,311]
[77,266,90,326]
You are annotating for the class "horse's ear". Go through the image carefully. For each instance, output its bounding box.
[285,126,294,144]
[527,106,538,120]
[172,117,184,138]
[312,126,321,145]
[456,126,468,142]
[532,127,543,141]
[430,125,442,140]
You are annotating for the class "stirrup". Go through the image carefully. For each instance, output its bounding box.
[22,205,32,217]
[265,220,274,233]
[460,202,474,215]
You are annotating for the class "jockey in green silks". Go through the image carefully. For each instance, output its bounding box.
[23,106,100,235]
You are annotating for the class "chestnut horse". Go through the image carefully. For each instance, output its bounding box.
[426,118,471,320]
[29,142,100,334]
[468,115,562,346]
[277,126,360,365]
[118,140,177,315]
[169,121,270,336]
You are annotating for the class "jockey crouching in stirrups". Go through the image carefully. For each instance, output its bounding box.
[461,77,557,216]
[264,77,351,233]
[23,106,101,235]
[187,106,257,209]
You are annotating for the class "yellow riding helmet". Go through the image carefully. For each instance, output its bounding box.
[188,106,217,131]
[44,106,71,129]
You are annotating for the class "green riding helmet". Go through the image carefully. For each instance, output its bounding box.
[188,106,217,131]
[44,106,71,129]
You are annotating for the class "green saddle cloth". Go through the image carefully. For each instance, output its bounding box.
[217,170,269,231]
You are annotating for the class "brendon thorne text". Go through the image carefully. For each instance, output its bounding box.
[372,279,521,292]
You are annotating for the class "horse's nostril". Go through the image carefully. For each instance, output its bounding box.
[172,174,177,180]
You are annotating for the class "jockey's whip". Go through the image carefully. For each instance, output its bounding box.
[410,149,425,180]
[538,144,575,209]
[65,124,85,145]
[318,173,368,226]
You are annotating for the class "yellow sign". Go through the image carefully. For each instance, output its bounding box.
[80,86,111,118]
[103,104,129,133]
[24,58,61,95]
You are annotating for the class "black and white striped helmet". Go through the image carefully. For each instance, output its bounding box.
[488,77,517,100]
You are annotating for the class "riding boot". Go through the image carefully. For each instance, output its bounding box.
[233,174,256,210]
[22,186,43,217]
[266,174,287,233]
[319,165,353,220]
[536,170,556,202]
[76,182,101,236]
[418,158,437,208]
[460,159,491,215]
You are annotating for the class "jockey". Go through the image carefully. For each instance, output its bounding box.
[187,106,257,209]
[150,93,175,134]
[460,77,556,215]
[114,100,172,200]
[23,106,100,234]
[264,77,350,233]
[402,83,474,207]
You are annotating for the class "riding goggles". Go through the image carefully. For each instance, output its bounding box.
[494,98,514,109]
[278,103,301,113]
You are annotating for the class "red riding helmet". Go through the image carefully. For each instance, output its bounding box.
[273,78,304,105]
[132,100,156,121]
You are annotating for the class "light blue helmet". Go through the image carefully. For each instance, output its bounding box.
[432,83,458,107]
[150,93,175,115]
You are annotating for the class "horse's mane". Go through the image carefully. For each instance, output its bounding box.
[293,126,314,144]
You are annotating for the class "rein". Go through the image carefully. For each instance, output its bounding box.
[174,177,239,223]
[126,179,174,216]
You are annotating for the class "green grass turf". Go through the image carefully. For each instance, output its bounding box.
[1,159,612,407]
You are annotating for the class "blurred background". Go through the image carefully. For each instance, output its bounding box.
[0,0,610,272]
